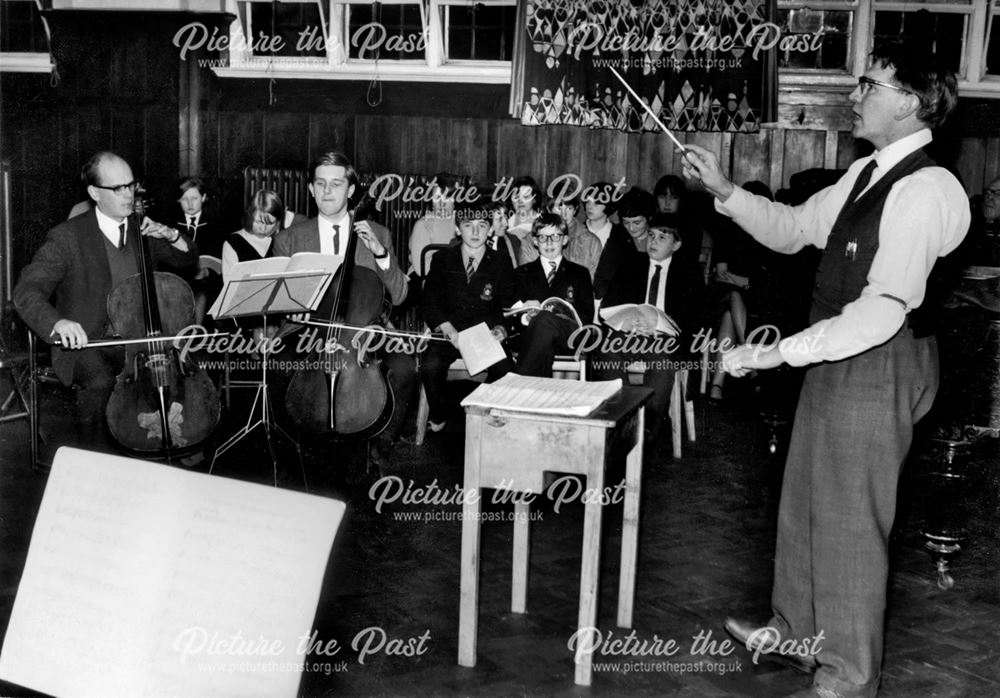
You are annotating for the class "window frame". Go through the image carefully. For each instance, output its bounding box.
[210,0,1000,96]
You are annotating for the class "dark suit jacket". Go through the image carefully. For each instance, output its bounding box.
[593,223,643,300]
[174,208,226,259]
[514,257,595,326]
[271,216,408,306]
[422,245,516,332]
[603,253,706,358]
[14,208,199,384]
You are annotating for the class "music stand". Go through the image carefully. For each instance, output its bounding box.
[209,270,332,488]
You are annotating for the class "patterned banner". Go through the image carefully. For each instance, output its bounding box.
[512,0,777,133]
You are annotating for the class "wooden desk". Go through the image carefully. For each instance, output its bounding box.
[458,386,653,686]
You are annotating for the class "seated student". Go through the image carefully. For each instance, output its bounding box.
[591,214,705,444]
[617,187,657,254]
[221,189,283,280]
[488,199,521,269]
[176,177,224,325]
[408,172,460,277]
[420,201,515,431]
[547,193,601,281]
[512,213,594,377]
[506,175,543,265]
[586,181,640,300]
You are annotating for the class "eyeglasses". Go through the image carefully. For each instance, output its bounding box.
[533,234,564,243]
[857,76,912,96]
[92,181,138,196]
[985,189,1000,199]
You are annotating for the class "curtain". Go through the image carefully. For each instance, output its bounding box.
[509,0,778,134]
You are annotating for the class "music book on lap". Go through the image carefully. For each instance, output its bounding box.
[600,303,679,336]
[208,252,340,319]
[461,373,622,417]
[457,322,508,375]
[504,298,582,329]
[0,447,346,698]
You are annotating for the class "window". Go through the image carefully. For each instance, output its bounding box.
[0,0,51,73]
[213,0,1000,94]
[439,0,516,62]
[774,4,853,71]
[873,1,972,77]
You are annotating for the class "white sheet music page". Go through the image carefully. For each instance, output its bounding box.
[0,447,345,698]
[461,373,622,417]
[456,322,508,375]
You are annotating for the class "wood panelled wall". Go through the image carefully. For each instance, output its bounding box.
[3,12,1000,271]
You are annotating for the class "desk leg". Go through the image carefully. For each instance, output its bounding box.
[512,501,530,613]
[575,470,604,686]
[458,414,483,668]
[618,405,644,629]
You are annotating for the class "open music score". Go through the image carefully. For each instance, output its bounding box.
[461,373,623,417]
[208,252,340,319]
[0,448,345,698]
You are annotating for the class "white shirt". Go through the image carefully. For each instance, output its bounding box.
[318,213,392,271]
[715,128,970,366]
[540,254,563,276]
[645,256,672,310]
[95,206,128,249]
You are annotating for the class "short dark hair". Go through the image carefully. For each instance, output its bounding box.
[531,212,567,237]
[648,213,681,240]
[509,175,544,210]
[431,172,462,196]
[81,151,118,187]
[309,151,358,187]
[585,181,622,216]
[178,177,206,196]
[653,174,685,199]
[871,40,958,129]
[547,192,580,212]
[455,199,492,224]
[618,187,656,220]
[242,189,286,233]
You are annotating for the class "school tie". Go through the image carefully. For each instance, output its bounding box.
[847,159,878,204]
[118,222,126,249]
[646,263,661,306]
[187,216,196,238]
[546,260,557,286]
[332,224,340,255]
[466,256,476,281]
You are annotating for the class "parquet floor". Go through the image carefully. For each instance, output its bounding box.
[0,373,998,697]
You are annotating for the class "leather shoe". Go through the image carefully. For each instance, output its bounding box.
[724,617,817,674]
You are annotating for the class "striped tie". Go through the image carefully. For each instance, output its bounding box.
[466,256,475,281]
[546,260,557,286]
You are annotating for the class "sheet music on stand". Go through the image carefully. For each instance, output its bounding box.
[208,254,339,319]
[461,373,622,417]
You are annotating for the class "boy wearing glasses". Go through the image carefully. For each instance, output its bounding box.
[14,151,197,450]
[683,41,969,698]
[512,213,594,377]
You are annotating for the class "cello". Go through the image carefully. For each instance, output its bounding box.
[283,196,395,439]
[104,195,221,458]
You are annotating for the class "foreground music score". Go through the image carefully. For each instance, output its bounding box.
[456,374,652,686]
[0,447,345,698]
